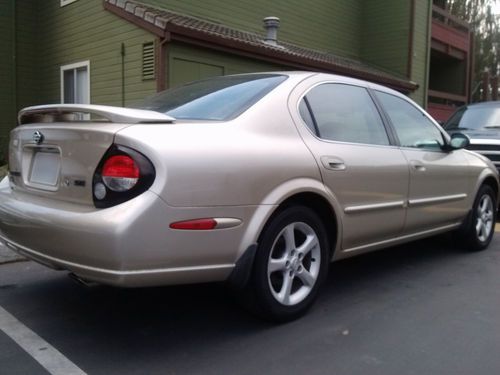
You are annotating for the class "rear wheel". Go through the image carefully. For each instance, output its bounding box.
[459,185,496,251]
[245,206,329,322]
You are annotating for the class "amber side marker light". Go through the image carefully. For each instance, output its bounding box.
[170,218,217,230]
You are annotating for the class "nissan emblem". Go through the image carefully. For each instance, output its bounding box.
[33,131,44,145]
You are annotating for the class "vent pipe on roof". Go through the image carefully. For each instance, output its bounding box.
[263,17,280,45]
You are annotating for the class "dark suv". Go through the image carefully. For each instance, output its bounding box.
[444,101,500,173]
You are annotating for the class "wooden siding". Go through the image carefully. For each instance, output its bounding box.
[37,0,157,106]
[0,0,434,157]
[409,0,432,106]
[168,43,284,87]
[16,1,39,110]
[143,0,363,59]
[0,0,15,156]
[361,1,410,78]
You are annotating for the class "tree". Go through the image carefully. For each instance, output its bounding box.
[447,0,500,100]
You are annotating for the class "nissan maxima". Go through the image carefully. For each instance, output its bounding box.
[0,72,497,321]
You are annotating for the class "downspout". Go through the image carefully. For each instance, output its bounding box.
[407,0,416,79]
[156,32,171,92]
[423,0,432,109]
[468,31,475,102]
[121,43,125,107]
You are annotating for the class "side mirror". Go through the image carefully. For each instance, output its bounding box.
[448,133,470,150]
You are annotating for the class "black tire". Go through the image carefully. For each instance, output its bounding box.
[459,185,497,251]
[243,206,330,322]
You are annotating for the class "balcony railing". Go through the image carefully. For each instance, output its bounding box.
[431,5,471,54]
[427,89,467,122]
[432,5,470,34]
[428,89,467,104]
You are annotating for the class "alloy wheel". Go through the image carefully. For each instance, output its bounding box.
[267,222,321,306]
[476,193,494,242]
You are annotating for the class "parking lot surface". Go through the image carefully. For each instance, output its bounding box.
[1,233,500,375]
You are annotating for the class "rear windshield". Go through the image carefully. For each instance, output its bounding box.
[132,74,288,121]
[444,105,500,130]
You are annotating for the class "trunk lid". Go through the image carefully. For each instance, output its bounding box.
[8,104,174,206]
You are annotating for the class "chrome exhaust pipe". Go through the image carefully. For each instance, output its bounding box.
[68,272,98,287]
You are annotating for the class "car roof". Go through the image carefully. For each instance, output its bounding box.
[462,101,500,109]
[249,70,409,97]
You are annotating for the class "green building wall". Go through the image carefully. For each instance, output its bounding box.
[360,0,432,107]
[409,0,432,106]
[33,0,429,104]
[16,1,39,111]
[0,0,433,158]
[37,0,157,106]
[168,43,284,88]
[144,0,363,59]
[0,0,39,159]
[361,1,410,77]
[0,0,15,160]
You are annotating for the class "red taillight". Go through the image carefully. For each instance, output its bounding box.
[102,155,139,192]
[102,155,139,178]
[170,218,217,230]
[93,145,155,208]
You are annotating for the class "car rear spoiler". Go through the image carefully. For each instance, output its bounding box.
[18,104,176,125]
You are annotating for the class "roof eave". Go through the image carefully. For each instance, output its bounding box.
[103,0,418,92]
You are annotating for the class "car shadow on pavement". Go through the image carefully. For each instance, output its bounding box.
[0,233,497,373]
[318,232,499,316]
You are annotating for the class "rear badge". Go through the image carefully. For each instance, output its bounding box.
[33,131,44,144]
[61,177,86,188]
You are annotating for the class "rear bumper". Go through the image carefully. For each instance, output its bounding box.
[0,236,234,287]
[0,178,258,287]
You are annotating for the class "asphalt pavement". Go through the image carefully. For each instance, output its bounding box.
[1,233,500,375]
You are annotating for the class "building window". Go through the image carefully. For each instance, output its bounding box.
[60,0,78,6]
[60,61,90,104]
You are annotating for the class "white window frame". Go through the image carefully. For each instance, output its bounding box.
[60,60,90,104]
[60,0,78,7]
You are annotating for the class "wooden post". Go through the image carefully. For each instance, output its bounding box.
[482,71,491,102]
[492,76,499,101]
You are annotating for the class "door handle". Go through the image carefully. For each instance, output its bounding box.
[410,161,426,172]
[321,156,346,171]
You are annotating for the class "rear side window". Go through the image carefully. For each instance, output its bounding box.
[300,84,389,145]
[376,91,445,150]
[133,74,287,121]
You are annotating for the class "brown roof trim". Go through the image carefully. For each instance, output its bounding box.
[104,1,165,37]
[104,0,418,92]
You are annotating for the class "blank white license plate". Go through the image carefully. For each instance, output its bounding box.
[29,151,61,186]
